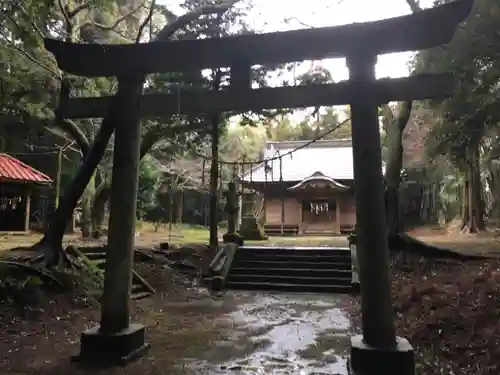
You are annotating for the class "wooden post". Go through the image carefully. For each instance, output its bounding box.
[176,190,183,224]
[336,195,341,234]
[279,157,285,235]
[208,112,220,250]
[298,197,303,235]
[346,53,396,348]
[100,76,143,334]
[24,193,31,232]
[55,147,62,209]
[168,186,173,243]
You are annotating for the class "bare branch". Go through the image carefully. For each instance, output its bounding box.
[59,118,91,154]
[57,0,72,34]
[283,16,313,28]
[0,29,61,79]
[155,0,241,41]
[136,0,156,43]
[87,0,149,31]
[15,3,46,39]
[68,1,92,18]
[405,0,421,13]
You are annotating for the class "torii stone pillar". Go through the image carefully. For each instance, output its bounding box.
[75,76,150,364]
[346,53,414,375]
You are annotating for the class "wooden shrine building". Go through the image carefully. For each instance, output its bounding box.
[0,154,52,232]
[240,139,377,236]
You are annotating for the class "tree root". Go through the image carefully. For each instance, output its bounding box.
[0,261,67,289]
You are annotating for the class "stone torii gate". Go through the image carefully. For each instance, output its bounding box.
[45,0,472,373]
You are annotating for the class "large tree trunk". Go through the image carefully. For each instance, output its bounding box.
[81,172,96,238]
[176,190,183,224]
[462,146,485,233]
[382,101,412,235]
[36,118,115,265]
[487,166,500,221]
[91,181,108,238]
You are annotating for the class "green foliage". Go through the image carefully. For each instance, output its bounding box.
[137,155,163,219]
[414,0,500,164]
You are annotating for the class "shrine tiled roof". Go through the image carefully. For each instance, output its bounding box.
[0,154,52,183]
[240,139,356,183]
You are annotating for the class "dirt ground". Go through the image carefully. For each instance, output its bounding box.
[0,262,242,375]
[407,226,500,256]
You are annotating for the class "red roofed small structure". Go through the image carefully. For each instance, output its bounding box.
[0,153,52,183]
[0,154,52,232]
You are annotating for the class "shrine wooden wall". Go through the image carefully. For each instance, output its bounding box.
[338,194,356,231]
[263,193,357,233]
[265,198,301,225]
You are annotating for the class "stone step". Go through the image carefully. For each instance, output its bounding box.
[235,252,350,263]
[238,246,350,258]
[78,252,155,300]
[232,260,352,270]
[226,281,353,294]
[228,273,352,286]
[230,267,352,278]
[222,245,354,294]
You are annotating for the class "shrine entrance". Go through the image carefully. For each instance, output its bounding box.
[45,0,472,373]
[302,198,337,232]
[288,171,352,235]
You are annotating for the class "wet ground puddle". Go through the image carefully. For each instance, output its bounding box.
[186,291,352,375]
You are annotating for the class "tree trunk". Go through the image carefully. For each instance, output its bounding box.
[209,113,220,250]
[36,118,115,265]
[81,172,96,238]
[461,146,485,233]
[487,167,500,221]
[382,101,412,235]
[176,190,183,224]
[91,181,108,238]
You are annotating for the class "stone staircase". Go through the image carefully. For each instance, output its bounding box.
[80,249,156,300]
[226,246,354,293]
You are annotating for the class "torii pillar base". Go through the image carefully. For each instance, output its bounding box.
[72,324,150,366]
[348,335,415,375]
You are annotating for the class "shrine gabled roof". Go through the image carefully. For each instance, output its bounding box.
[0,154,52,184]
[240,139,356,183]
[240,139,385,183]
[288,172,350,191]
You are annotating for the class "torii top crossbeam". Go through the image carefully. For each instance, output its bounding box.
[45,0,472,78]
